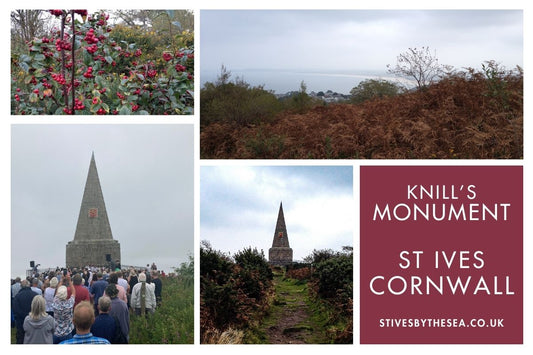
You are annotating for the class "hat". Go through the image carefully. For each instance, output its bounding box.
[138,273,146,282]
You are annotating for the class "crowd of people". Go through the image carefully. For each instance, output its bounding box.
[11,264,164,344]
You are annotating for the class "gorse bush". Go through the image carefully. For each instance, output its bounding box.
[200,242,273,342]
[11,9,194,115]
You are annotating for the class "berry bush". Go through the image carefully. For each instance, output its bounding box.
[11,10,194,115]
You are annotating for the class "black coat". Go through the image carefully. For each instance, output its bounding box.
[13,288,37,327]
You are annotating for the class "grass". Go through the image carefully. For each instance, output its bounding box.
[244,273,333,344]
[129,276,193,344]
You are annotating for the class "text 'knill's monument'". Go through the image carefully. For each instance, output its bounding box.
[269,202,293,265]
[66,152,120,268]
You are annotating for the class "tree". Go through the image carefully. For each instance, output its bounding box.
[11,10,50,52]
[350,79,402,104]
[387,46,448,89]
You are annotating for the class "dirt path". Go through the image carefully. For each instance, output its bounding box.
[258,275,321,344]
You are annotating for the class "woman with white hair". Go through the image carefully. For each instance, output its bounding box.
[44,277,58,317]
[52,274,76,344]
[23,295,55,344]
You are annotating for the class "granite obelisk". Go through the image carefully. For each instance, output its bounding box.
[268,202,293,265]
[66,152,120,268]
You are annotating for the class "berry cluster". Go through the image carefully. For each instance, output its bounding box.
[83,66,94,79]
[51,73,67,85]
[55,39,72,52]
[74,98,85,110]
[86,44,98,54]
[49,10,64,17]
[84,28,99,44]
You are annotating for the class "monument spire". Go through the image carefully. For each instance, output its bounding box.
[269,201,293,265]
[66,153,120,268]
[73,151,113,241]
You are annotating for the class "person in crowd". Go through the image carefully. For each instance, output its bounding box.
[52,275,76,344]
[68,274,91,308]
[44,277,58,317]
[104,272,127,304]
[59,301,110,344]
[90,296,116,343]
[151,271,163,307]
[30,278,43,295]
[127,270,138,296]
[23,295,55,344]
[11,277,22,298]
[130,272,156,316]
[13,279,38,344]
[90,272,108,316]
[116,271,129,294]
[82,268,91,288]
[105,284,129,343]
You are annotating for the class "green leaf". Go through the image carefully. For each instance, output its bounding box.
[33,54,45,61]
[119,105,131,115]
[136,73,145,81]
[83,50,92,66]
[95,76,105,89]
[19,62,29,73]
[127,95,138,102]
[105,56,113,64]
[138,110,149,115]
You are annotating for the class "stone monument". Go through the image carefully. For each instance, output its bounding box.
[268,202,293,265]
[66,152,120,268]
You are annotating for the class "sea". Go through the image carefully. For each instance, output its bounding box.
[200,68,410,95]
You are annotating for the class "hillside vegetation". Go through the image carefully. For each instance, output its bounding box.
[200,243,352,344]
[201,65,522,159]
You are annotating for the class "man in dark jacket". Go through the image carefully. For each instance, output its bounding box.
[151,271,163,306]
[13,279,38,344]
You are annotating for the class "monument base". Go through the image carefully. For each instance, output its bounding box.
[66,240,121,268]
[269,247,293,265]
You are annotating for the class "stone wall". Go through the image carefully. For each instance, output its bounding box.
[66,239,120,268]
[269,247,293,266]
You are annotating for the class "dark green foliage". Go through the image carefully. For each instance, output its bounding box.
[201,67,282,126]
[350,79,402,104]
[314,254,353,300]
[304,248,337,265]
[200,242,274,339]
[234,247,273,281]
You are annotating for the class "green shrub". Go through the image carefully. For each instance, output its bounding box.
[201,67,282,126]
[350,79,403,104]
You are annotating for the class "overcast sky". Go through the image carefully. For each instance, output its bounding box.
[201,9,523,79]
[200,166,354,261]
[11,125,193,278]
